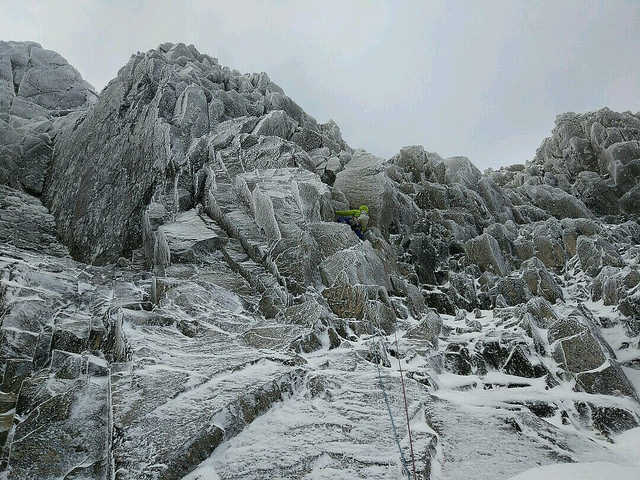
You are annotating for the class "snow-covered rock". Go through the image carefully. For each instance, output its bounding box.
[0,41,96,195]
[1,41,640,480]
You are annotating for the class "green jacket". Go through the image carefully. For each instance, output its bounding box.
[335,209,369,232]
[335,209,363,217]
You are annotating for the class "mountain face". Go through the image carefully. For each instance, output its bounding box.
[0,41,639,479]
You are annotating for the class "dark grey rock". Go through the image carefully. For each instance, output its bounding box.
[423,290,456,315]
[532,221,566,273]
[444,343,473,375]
[574,171,620,216]
[492,277,533,306]
[521,257,564,303]
[552,329,606,374]
[523,297,558,329]
[9,373,109,480]
[584,403,640,436]
[404,310,442,348]
[576,361,639,401]
[576,235,624,277]
[322,279,368,321]
[478,338,511,371]
[502,346,548,378]
[548,317,585,343]
[0,185,69,257]
[620,183,640,215]
[520,184,594,219]
[465,233,511,276]
[560,218,600,257]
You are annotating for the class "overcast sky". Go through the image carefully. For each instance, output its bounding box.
[2,0,639,170]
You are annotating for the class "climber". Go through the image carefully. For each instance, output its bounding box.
[335,205,369,240]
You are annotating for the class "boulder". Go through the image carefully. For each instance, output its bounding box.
[404,310,442,348]
[389,145,448,184]
[423,290,456,315]
[576,361,639,401]
[620,184,640,215]
[444,343,473,375]
[443,156,482,189]
[523,297,558,329]
[576,235,624,277]
[560,218,600,257]
[1,41,96,111]
[592,266,639,307]
[607,141,640,193]
[573,171,620,216]
[547,317,585,343]
[532,221,566,273]
[157,209,226,264]
[321,277,368,321]
[521,257,564,303]
[318,236,397,292]
[582,403,640,437]
[465,233,511,276]
[251,109,298,140]
[520,184,594,219]
[492,277,532,306]
[0,185,70,257]
[552,329,606,373]
[502,346,548,378]
[619,292,640,335]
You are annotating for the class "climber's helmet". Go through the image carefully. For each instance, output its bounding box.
[359,205,369,213]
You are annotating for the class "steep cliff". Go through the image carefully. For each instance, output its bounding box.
[0,42,639,480]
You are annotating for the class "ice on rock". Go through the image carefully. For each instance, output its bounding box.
[1,41,640,480]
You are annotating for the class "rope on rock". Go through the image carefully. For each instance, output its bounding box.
[367,312,414,480]
[371,337,413,480]
[394,328,418,479]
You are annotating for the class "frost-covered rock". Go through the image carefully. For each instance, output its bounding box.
[41,43,348,265]
[519,184,594,219]
[333,150,393,232]
[576,234,625,277]
[0,41,96,195]
[0,41,96,111]
[2,42,640,480]
[404,310,442,348]
[531,108,640,218]
[465,232,511,276]
[521,257,564,303]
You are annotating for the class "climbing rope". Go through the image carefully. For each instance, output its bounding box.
[371,337,413,480]
[394,328,418,479]
[367,312,416,480]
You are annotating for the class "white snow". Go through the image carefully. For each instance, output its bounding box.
[506,462,637,480]
[182,465,221,480]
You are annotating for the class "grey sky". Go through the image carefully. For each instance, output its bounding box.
[2,0,639,170]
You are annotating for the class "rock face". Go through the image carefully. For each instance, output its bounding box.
[42,42,348,265]
[1,42,640,480]
[525,109,640,217]
[0,41,96,195]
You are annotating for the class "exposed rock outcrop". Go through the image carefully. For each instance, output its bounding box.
[0,41,96,195]
[1,42,639,479]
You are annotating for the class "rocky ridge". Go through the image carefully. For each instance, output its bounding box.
[0,42,639,479]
